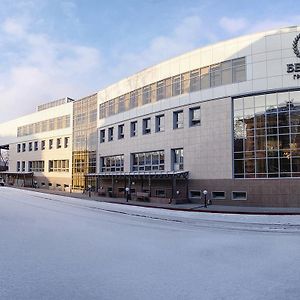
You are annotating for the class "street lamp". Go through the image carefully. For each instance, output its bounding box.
[203,190,208,208]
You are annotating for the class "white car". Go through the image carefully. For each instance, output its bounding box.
[0,177,4,186]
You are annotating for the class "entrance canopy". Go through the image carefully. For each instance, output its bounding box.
[86,171,189,179]
[0,144,9,150]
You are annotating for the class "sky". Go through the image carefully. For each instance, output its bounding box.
[0,0,299,122]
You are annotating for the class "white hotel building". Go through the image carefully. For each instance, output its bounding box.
[1,26,300,207]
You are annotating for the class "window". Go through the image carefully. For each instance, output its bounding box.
[17,144,21,153]
[108,127,114,141]
[130,90,138,108]
[155,189,166,197]
[190,69,200,92]
[118,96,125,113]
[34,141,38,151]
[210,63,221,87]
[212,191,226,200]
[28,161,44,172]
[100,129,105,143]
[190,107,201,126]
[233,57,246,83]
[172,75,181,96]
[189,191,201,198]
[22,161,25,172]
[41,140,45,150]
[142,86,151,104]
[172,148,184,171]
[49,160,70,172]
[143,118,151,134]
[173,110,184,129]
[99,103,107,119]
[64,137,70,148]
[118,124,125,139]
[17,161,20,172]
[49,139,53,150]
[108,99,115,116]
[22,143,26,152]
[155,114,165,132]
[28,142,33,152]
[100,155,124,172]
[232,191,247,200]
[57,138,62,149]
[233,91,300,179]
[131,121,137,137]
[200,66,210,89]
[221,60,232,85]
[157,80,165,100]
[132,150,164,172]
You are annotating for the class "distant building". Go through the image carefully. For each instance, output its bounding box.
[1,26,300,207]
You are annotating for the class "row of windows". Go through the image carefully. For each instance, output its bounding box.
[100,149,184,173]
[99,106,200,143]
[17,115,71,137]
[99,57,246,119]
[17,137,70,153]
[37,98,73,112]
[17,160,70,173]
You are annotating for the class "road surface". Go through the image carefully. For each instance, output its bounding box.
[0,187,299,300]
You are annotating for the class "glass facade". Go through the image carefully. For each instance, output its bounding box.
[72,94,97,190]
[233,91,300,178]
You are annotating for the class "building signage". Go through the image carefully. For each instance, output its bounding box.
[287,33,300,79]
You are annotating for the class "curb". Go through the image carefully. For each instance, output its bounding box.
[6,186,300,216]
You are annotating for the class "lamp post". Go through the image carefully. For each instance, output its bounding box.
[203,190,208,208]
[88,184,91,197]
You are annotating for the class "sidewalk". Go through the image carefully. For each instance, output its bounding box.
[15,187,300,215]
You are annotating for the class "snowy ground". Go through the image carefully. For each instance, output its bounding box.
[0,187,299,300]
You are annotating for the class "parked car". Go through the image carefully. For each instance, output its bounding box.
[0,177,4,186]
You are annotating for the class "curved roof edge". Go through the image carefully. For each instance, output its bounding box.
[97,25,300,98]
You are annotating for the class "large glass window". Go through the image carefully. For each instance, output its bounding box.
[29,161,44,172]
[49,160,69,172]
[101,155,124,172]
[233,91,300,178]
[132,150,164,172]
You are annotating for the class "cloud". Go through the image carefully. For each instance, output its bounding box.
[0,17,102,122]
[219,17,248,34]
[110,16,217,81]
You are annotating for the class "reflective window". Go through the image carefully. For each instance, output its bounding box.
[132,150,164,171]
[173,110,184,129]
[233,91,300,178]
[101,155,124,172]
[98,57,246,119]
[172,148,184,171]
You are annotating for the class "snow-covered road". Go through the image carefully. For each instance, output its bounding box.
[0,187,299,300]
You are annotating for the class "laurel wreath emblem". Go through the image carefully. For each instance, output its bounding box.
[293,33,300,58]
